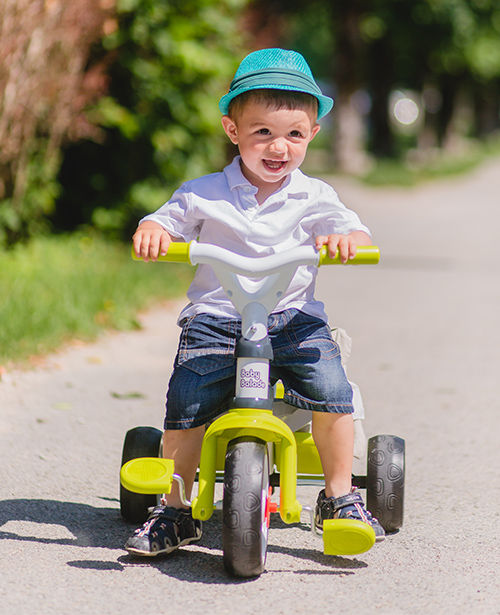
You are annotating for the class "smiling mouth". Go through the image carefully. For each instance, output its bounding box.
[263,159,287,171]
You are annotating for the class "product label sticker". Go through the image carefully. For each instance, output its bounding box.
[236,359,269,399]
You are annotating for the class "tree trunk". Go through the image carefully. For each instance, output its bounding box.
[331,0,370,174]
[366,37,394,158]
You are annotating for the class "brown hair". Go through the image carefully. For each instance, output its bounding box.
[227,89,318,121]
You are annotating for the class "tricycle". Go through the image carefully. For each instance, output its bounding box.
[120,240,405,577]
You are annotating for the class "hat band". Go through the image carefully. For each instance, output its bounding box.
[229,67,322,96]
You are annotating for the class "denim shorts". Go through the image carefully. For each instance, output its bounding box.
[164,308,353,429]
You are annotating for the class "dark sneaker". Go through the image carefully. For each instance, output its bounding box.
[315,489,385,542]
[125,505,202,556]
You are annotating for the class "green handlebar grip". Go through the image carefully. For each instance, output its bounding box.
[131,241,191,263]
[131,242,379,265]
[318,245,380,265]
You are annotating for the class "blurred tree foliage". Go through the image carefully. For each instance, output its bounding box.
[1,0,499,246]
[359,0,500,156]
[52,0,246,239]
[249,0,500,171]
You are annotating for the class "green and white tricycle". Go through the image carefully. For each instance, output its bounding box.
[120,240,405,577]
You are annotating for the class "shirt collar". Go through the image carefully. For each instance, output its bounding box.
[223,156,306,199]
[224,156,253,191]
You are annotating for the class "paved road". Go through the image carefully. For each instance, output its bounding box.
[1,158,499,614]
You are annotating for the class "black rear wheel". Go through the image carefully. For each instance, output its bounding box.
[366,434,405,532]
[120,426,163,523]
[222,438,270,578]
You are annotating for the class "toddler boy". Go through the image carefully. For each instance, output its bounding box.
[126,48,384,556]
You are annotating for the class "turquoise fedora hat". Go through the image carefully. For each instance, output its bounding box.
[219,48,334,119]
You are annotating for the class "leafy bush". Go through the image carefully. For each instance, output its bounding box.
[54,0,247,238]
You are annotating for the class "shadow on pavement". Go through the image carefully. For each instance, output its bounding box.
[0,499,369,583]
[0,498,124,549]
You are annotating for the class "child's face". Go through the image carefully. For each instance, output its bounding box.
[221,100,320,193]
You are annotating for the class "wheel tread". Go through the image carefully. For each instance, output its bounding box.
[366,434,405,532]
[222,439,269,578]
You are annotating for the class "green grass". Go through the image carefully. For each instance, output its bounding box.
[0,234,192,365]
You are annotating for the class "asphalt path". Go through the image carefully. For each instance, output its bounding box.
[1,158,499,614]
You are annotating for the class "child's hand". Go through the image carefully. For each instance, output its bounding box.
[315,231,372,264]
[133,221,172,262]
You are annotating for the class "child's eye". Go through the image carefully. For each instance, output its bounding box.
[290,130,303,138]
[257,128,270,135]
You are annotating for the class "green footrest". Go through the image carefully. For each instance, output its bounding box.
[120,457,175,495]
[322,519,376,555]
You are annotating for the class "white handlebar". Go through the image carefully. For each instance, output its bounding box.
[190,242,319,276]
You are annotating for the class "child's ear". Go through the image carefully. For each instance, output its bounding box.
[221,115,239,144]
[310,123,321,141]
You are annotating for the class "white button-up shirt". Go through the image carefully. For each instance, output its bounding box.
[142,156,370,323]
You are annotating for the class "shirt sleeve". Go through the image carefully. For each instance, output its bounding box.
[139,183,202,241]
[309,182,371,237]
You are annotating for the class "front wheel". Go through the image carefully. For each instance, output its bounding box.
[366,434,405,532]
[222,438,270,578]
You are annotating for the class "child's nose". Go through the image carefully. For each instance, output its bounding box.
[269,138,287,155]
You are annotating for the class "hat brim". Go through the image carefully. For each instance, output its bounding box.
[219,84,334,120]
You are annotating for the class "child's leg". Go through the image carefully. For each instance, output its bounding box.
[269,309,355,498]
[312,410,385,540]
[270,310,384,540]
[125,314,237,556]
[162,425,205,508]
[125,426,205,556]
[159,313,238,508]
[312,411,354,498]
